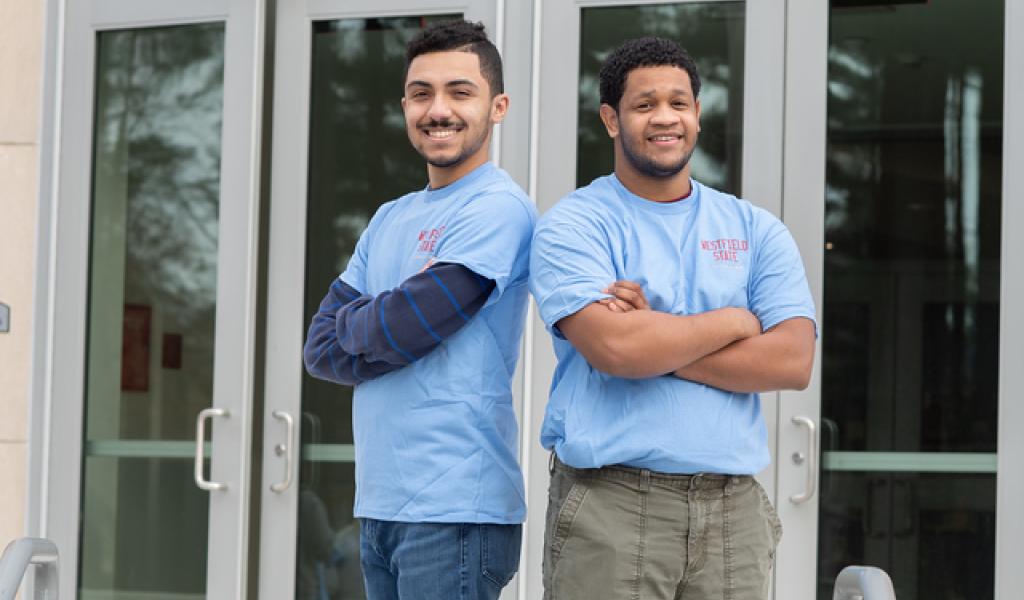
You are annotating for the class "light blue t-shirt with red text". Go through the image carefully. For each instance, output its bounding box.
[530,175,816,475]
[341,162,536,523]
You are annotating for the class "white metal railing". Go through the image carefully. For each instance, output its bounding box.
[0,538,59,600]
[833,566,896,600]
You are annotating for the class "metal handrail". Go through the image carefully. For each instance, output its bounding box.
[833,565,896,600]
[0,538,59,600]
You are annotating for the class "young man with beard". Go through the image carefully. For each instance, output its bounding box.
[303,20,535,600]
[529,37,817,599]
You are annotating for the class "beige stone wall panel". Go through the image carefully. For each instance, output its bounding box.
[0,442,27,545]
[0,145,38,442]
[0,0,45,144]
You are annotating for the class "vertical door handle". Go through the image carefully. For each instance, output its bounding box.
[270,410,296,493]
[195,408,230,491]
[790,415,818,504]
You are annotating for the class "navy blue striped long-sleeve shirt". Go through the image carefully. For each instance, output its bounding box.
[303,262,496,385]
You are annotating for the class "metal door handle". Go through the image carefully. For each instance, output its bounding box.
[270,410,295,493]
[195,408,229,491]
[790,415,818,504]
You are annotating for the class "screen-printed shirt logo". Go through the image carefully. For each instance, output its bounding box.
[417,226,446,254]
[700,238,749,264]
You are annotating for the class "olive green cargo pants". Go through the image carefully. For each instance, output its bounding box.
[542,457,782,600]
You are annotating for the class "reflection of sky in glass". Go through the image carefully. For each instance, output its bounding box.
[577,2,745,192]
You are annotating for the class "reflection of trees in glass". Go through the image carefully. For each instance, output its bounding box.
[93,25,225,329]
[577,3,744,192]
[298,16,457,600]
[301,15,458,444]
[83,24,225,596]
[819,3,1003,598]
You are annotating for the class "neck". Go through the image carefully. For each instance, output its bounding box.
[613,145,692,202]
[427,145,491,189]
[614,163,692,202]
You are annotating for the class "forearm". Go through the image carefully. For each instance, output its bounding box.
[303,285,403,385]
[560,305,755,379]
[673,318,815,392]
[303,264,494,385]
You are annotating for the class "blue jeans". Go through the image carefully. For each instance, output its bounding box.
[359,518,522,600]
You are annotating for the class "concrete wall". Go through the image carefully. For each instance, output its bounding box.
[0,0,44,551]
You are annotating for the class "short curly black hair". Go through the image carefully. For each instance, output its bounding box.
[599,37,701,111]
[404,20,504,96]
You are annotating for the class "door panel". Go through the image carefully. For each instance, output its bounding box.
[816,1,1005,597]
[45,1,266,597]
[79,23,225,599]
[259,3,497,598]
[529,1,784,598]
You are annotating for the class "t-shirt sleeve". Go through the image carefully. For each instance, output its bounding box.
[339,202,393,291]
[432,192,535,298]
[748,214,819,334]
[529,216,616,339]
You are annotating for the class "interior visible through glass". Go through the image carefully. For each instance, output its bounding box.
[79,23,225,599]
[577,2,745,193]
[298,15,458,600]
[819,1,1003,597]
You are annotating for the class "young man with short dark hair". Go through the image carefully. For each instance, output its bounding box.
[304,20,534,600]
[530,37,817,599]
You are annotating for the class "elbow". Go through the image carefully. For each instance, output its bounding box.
[787,353,814,391]
[584,338,649,379]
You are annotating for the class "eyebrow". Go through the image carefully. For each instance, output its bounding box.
[406,79,480,91]
[634,88,692,99]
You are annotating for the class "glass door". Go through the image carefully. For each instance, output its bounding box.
[818,1,1004,598]
[776,1,1024,599]
[258,2,498,598]
[528,0,787,597]
[43,0,266,597]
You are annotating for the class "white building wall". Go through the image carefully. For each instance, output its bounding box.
[0,0,44,550]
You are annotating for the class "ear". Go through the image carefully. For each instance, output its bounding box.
[599,103,620,139]
[490,93,510,124]
[401,96,408,111]
[695,98,701,133]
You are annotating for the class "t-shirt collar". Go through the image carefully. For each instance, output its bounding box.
[423,161,496,199]
[609,174,699,215]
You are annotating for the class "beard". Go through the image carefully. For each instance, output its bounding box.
[620,130,694,178]
[412,118,490,169]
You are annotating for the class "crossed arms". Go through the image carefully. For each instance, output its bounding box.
[303,262,494,385]
[556,281,815,393]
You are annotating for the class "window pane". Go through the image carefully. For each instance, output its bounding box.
[80,23,225,598]
[577,2,745,193]
[819,0,1003,597]
[297,16,458,600]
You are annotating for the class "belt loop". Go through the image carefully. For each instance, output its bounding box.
[548,450,556,475]
[639,469,651,493]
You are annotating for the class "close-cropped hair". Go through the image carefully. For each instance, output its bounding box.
[404,20,505,96]
[599,37,701,110]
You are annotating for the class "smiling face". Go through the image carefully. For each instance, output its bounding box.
[600,65,701,184]
[402,50,508,187]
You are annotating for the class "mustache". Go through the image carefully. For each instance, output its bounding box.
[420,119,465,129]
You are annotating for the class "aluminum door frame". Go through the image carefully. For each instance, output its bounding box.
[529,1,787,598]
[28,0,267,597]
[776,1,1024,599]
[772,1,827,600]
[995,1,1024,597]
[257,2,505,598]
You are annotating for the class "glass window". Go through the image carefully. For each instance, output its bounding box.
[297,15,458,600]
[79,22,225,599]
[819,0,1004,597]
[577,2,745,193]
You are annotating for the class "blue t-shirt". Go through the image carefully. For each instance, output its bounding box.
[340,162,536,523]
[529,175,817,475]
